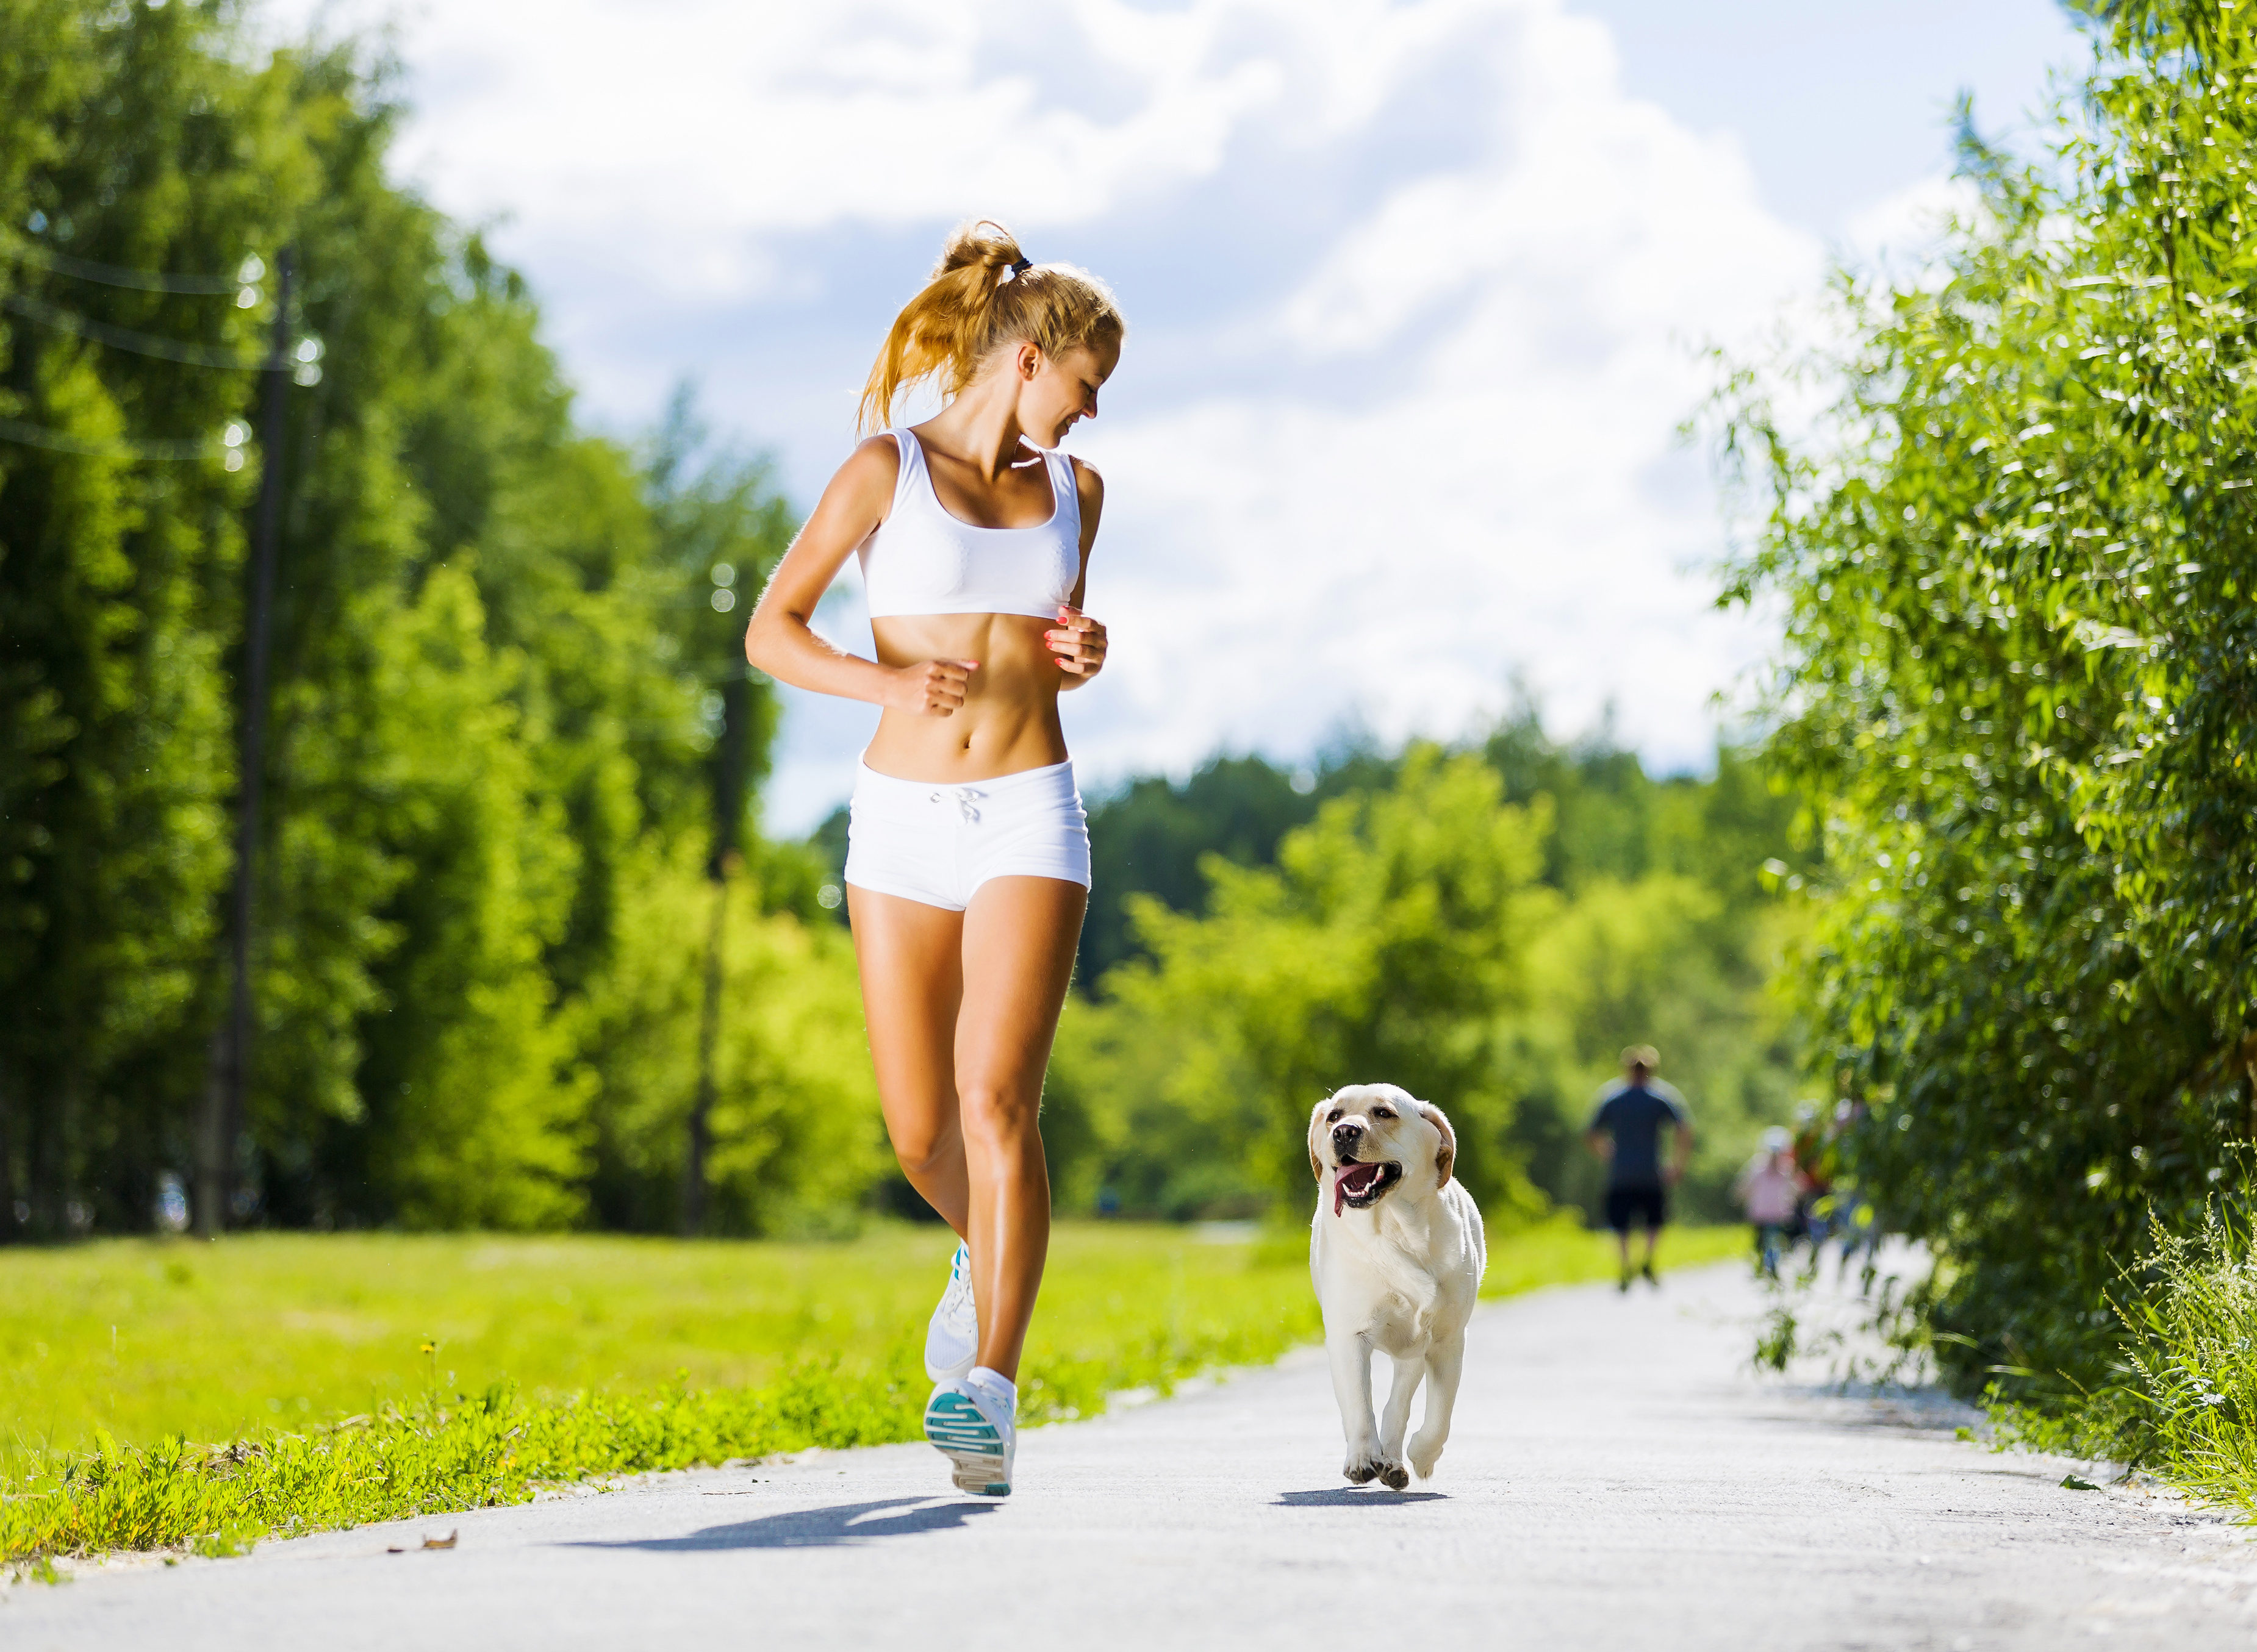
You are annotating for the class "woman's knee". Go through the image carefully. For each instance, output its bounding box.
[957,1081,1041,1145]
[888,1118,961,1181]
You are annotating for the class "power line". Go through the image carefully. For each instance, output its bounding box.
[0,412,237,462]
[5,234,246,295]
[2,290,267,370]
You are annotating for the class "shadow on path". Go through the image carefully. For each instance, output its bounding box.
[1272,1489,1448,1508]
[567,1496,1000,1551]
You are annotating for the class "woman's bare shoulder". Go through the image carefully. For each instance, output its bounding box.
[806,432,902,523]
[1068,451,1104,505]
[837,432,903,489]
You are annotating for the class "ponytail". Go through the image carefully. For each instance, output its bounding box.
[858,219,1125,433]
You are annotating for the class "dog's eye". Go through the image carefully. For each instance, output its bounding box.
[1372,1107,1394,1120]
[1326,1109,1342,1123]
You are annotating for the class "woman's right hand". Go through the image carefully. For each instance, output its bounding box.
[885,658,978,716]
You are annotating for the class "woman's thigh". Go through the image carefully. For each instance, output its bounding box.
[847,887,966,1160]
[955,876,1088,1109]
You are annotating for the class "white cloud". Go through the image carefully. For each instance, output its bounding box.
[267,0,1835,831]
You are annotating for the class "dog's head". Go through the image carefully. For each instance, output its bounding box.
[1307,1084,1457,1217]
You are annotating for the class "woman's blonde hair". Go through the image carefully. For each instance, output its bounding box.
[858,219,1125,434]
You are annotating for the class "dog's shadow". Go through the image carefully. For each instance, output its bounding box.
[1273,1487,1448,1508]
[566,1496,999,1551]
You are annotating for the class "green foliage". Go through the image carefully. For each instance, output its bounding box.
[0,4,853,1235]
[1079,754,1330,982]
[1718,0,2257,1393]
[576,846,886,1237]
[1050,731,1812,1223]
[1,0,262,1232]
[1058,748,1553,1220]
[1983,1202,2257,1515]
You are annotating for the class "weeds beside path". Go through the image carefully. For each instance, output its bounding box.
[2,1218,1745,1562]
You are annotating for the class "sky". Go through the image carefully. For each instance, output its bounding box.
[271,0,2092,834]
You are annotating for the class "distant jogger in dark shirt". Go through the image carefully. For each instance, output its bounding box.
[1584,1044,1693,1291]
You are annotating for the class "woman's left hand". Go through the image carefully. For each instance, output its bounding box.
[1046,604,1107,681]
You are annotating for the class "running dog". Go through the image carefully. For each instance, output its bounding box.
[1307,1083,1487,1487]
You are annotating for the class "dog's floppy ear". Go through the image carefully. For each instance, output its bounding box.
[1308,1096,1332,1183]
[1419,1102,1457,1189]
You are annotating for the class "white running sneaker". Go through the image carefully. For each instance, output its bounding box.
[924,1375,1015,1496]
[924,1240,978,1382]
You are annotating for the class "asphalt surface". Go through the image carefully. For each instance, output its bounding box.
[9,1259,2256,1650]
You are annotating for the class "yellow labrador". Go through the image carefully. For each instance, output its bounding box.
[1308,1083,1487,1487]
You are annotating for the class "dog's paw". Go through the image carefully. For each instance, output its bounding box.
[1408,1442,1443,1481]
[1344,1452,1408,1489]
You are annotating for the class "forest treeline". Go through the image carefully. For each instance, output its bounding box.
[3,1,1817,1246]
[1040,722,1812,1227]
[1726,0,2257,1434]
[1,0,877,1240]
[824,720,1815,1228]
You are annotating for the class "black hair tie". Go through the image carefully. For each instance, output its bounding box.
[1008,257,1033,277]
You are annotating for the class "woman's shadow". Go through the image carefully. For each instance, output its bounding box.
[569,1496,999,1552]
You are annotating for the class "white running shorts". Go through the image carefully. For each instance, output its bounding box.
[844,759,1091,912]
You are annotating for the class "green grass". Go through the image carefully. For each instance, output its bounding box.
[1983,1205,2257,1520]
[1,1217,1746,1561]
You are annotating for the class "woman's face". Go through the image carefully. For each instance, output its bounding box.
[1016,338,1119,448]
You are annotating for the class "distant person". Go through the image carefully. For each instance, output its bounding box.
[745,220,1124,1498]
[1734,1126,1805,1279]
[1584,1045,1693,1290]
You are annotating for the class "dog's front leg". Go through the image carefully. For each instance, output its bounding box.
[1327,1330,1385,1484]
[1374,1350,1423,1488]
[1406,1328,1466,1481]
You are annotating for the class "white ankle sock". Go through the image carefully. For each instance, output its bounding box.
[967,1365,1017,1417]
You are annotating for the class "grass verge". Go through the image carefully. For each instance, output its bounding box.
[1982,1204,2257,1518]
[2,1216,1746,1562]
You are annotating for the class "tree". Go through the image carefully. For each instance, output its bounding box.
[1720,0,2257,1390]
[0,4,874,1237]
[1053,748,1554,1218]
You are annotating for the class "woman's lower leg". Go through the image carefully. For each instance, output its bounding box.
[953,876,1086,1386]
[961,1085,1050,1380]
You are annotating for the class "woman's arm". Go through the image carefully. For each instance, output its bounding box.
[1048,456,1107,688]
[745,437,978,716]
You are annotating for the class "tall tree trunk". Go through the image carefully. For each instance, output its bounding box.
[681,875,727,1235]
[0,1058,16,1244]
[680,665,750,1236]
[198,248,293,1237]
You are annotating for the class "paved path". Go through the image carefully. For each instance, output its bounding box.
[10,1262,2256,1650]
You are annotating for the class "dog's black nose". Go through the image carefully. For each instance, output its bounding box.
[1332,1121,1363,1146]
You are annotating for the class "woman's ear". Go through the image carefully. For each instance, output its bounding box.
[1420,1103,1457,1189]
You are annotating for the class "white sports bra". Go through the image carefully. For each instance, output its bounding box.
[859,428,1082,620]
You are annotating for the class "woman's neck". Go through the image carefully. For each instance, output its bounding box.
[919,377,1033,483]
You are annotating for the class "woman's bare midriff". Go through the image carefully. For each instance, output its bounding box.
[863,612,1069,782]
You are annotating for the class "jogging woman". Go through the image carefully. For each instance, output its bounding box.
[744,221,1122,1497]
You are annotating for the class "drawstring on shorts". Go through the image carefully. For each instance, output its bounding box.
[930,785,985,823]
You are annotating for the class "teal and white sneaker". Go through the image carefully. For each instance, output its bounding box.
[924,1241,977,1382]
[924,1376,1014,1496]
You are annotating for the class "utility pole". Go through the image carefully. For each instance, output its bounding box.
[681,658,750,1237]
[198,247,293,1237]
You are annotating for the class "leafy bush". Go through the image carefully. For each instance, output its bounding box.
[1718,0,2257,1395]
[1984,1203,2257,1515]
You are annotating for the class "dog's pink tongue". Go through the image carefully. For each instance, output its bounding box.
[1333,1161,1381,1216]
